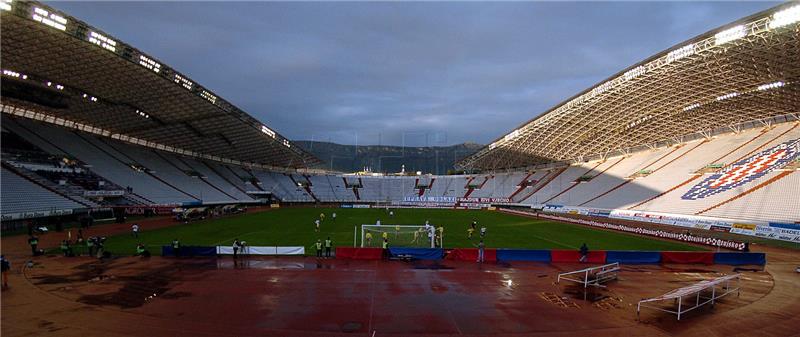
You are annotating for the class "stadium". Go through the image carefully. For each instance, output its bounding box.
[1,1,799,336]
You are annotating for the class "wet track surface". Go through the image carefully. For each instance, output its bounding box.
[6,254,792,337]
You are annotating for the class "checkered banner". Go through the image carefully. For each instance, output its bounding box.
[682,138,800,200]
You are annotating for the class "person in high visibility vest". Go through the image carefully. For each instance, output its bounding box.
[315,239,323,258]
[60,240,71,257]
[381,238,389,260]
[324,237,332,258]
[86,237,95,257]
[136,243,150,257]
[28,236,39,256]
[172,239,181,257]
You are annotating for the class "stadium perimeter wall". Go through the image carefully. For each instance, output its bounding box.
[334,247,766,265]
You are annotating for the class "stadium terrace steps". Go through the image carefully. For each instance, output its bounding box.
[156,151,239,201]
[542,161,604,204]
[507,172,534,200]
[201,161,252,198]
[593,139,711,209]
[516,167,568,203]
[579,140,683,207]
[96,139,207,201]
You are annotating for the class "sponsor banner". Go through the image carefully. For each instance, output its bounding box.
[123,206,175,215]
[535,213,747,250]
[341,204,370,209]
[458,202,491,209]
[403,196,456,203]
[610,209,739,229]
[1,209,74,221]
[710,225,731,233]
[456,197,511,204]
[733,223,757,231]
[768,222,800,230]
[730,228,756,236]
[84,190,126,197]
[755,225,800,243]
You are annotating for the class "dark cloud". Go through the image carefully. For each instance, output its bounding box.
[48,1,779,146]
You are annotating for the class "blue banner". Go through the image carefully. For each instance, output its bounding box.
[496,249,551,262]
[606,251,662,264]
[389,247,443,260]
[713,252,766,265]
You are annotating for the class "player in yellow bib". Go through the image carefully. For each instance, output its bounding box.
[382,231,389,240]
[395,225,400,238]
[365,232,373,246]
[467,227,475,239]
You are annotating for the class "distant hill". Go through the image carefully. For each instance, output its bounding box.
[295,141,483,175]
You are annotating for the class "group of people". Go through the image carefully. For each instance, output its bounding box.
[314,211,336,232]
[315,237,333,258]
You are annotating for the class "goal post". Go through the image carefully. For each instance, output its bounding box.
[360,224,441,248]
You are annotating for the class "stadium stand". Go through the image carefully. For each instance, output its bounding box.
[1,1,798,231]
[1,167,84,215]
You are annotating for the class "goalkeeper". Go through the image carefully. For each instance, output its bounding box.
[365,232,373,246]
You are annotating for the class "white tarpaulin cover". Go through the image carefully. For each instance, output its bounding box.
[216,246,305,255]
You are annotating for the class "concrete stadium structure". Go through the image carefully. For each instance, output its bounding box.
[2,2,799,229]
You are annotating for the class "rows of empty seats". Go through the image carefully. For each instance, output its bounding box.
[2,115,797,223]
[1,167,84,215]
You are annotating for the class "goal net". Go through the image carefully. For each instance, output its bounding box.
[360,224,441,248]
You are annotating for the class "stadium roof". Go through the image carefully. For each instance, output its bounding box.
[0,1,321,170]
[458,3,800,171]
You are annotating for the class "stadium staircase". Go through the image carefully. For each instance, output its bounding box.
[415,178,435,197]
[542,161,604,204]
[202,161,251,196]
[464,176,490,198]
[515,167,568,203]
[579,143,687,206]
[288,174,319,202]
[239,167,266,191]
[342,177,362,200]
[696,170,796,215]
[74,132,201,201]
[508,172,534,200]
[157,152,238,200]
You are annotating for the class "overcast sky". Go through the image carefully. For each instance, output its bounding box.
[48,1,778,147]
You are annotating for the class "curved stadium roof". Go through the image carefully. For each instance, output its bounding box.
[458,3,800,172]
[0,1,321,170]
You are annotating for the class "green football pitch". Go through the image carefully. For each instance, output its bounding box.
[102,208,703,255]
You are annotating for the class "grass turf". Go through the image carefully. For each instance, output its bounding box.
[100,208,704,255]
